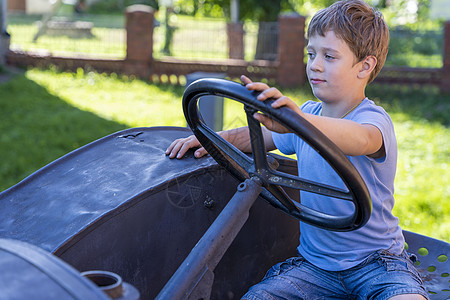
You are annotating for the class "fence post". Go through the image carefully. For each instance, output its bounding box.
[7,0,26,12]
[227,22,244,60]
[125,5,154,78]
[277,13,306,88]
[442,21,450,93]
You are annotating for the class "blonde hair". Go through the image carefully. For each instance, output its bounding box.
[307,0,389,83]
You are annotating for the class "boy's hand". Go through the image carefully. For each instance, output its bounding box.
[241,75,302,134]
[165,135,207,159]
[166,75,289,159]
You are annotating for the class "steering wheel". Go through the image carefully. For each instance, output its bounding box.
[183,78,372,231]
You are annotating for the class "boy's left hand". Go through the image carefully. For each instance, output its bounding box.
[241,75,302,134]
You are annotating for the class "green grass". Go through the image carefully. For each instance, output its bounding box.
[0,69,127,189]
[0,67,448,242]
[26,67,186,127]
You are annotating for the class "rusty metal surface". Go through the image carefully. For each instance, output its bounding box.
[0,126,300,299]
[0,127,218,252]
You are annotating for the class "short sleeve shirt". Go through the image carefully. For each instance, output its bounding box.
[272,98,405,271]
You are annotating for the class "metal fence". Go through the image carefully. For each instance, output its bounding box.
[154,16,228,60]
[153,17,278,62]
[6,11,444,68]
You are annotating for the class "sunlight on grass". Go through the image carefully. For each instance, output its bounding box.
[27,68,186,128]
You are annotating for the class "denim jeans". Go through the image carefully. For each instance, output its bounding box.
[242,250,429,300]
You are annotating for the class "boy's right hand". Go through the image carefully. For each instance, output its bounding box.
[241,75,299,134]
[165,135,208,159]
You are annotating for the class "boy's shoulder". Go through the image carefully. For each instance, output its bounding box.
[352,98,395,133]
[300,98,392,122]
[357,98,390,116]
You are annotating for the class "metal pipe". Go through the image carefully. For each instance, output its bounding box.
[230,0,239,23]
[156,178,262,300]
[1,0,7,33]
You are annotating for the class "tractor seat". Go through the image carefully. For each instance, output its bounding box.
[403,230,450,300]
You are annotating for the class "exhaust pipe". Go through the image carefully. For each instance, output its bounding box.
[82,270,140,300]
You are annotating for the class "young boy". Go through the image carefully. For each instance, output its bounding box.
[166,0,428,298]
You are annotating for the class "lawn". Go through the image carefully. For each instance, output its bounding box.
[0,67,448,242]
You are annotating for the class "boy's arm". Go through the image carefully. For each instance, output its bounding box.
[245,77,384,158]
[300,115,385,158]
[165,126,276,159]
[255,99,385,158]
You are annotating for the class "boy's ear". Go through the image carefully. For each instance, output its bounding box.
[357,55,377,80]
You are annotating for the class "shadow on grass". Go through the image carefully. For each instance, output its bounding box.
[0,73,127,191]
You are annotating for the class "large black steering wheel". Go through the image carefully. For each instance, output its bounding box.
[183,78,372,231]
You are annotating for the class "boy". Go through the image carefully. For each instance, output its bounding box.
[166,0,428,298]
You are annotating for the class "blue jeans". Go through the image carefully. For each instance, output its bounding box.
[242,250,429,300]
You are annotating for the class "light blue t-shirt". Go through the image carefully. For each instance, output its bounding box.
[272,98,405,271]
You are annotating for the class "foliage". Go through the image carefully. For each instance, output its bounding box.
[172,0,444,28]
[238,0,282,22]
[173,0,294,21]
[173,0,228,18]
[0,68,448,241]
[87,0,159,14]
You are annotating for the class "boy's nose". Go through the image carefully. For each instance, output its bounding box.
[308,57,324,72]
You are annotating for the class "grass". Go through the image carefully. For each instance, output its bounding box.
[0,67,448,242]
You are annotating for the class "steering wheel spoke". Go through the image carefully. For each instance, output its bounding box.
[265,170,353,201]
[196,125,254,178]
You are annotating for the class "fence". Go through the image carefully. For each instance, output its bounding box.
[5,4,450,92]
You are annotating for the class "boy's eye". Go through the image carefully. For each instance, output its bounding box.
[325,54,335,60]
[307,52,316,59]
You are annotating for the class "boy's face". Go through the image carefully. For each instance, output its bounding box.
[306,31,365,104]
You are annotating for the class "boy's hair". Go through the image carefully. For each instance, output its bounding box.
[307,0,389,83]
